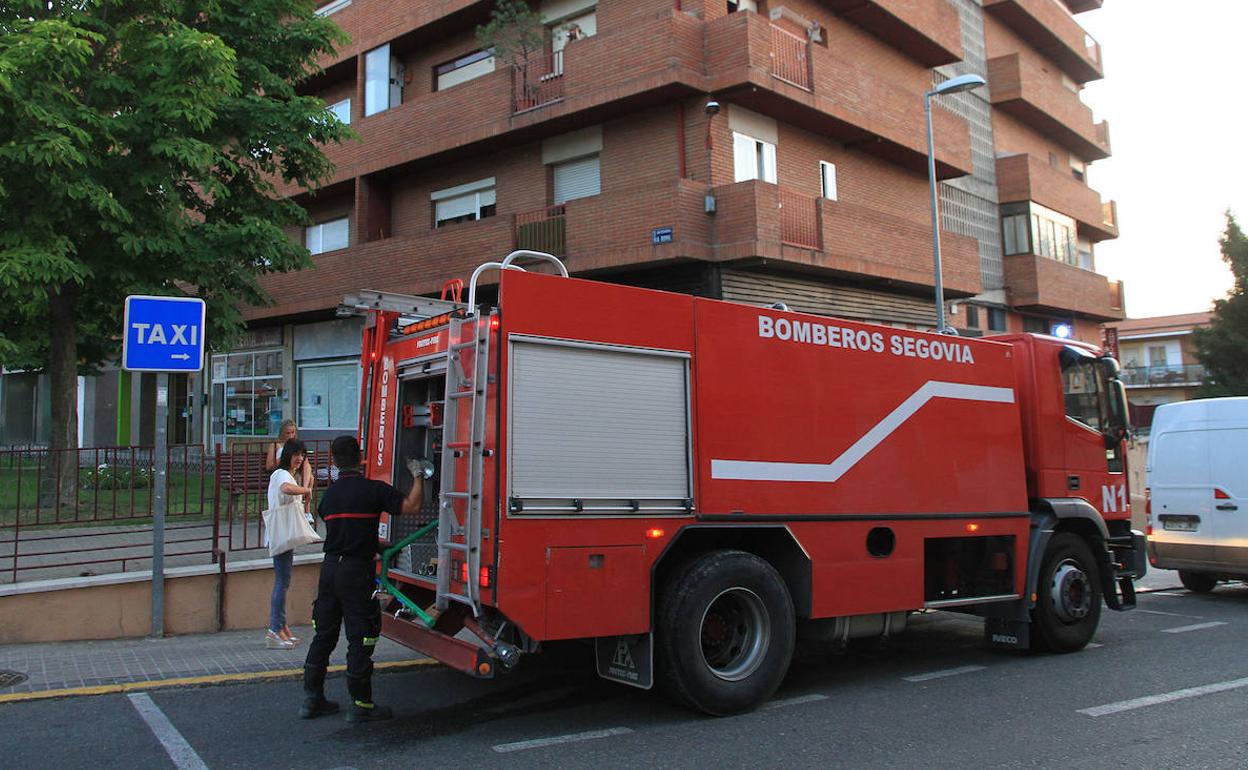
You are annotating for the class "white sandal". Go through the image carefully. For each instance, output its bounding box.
[265,629,294,649]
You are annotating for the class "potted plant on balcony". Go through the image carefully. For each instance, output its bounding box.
[477,0,547,112]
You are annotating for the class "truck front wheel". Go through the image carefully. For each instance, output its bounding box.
[1030,532,1102,653]
[657,550,795,716]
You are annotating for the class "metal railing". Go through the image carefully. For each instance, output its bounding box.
[514,203,567,257]
[1120,364,1207,388]
[512,50,564,113]
[770,24,811,91]
[779,188,821,249]
[0,440,337,584]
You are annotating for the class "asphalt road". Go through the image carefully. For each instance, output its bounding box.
[3,585,1245,769]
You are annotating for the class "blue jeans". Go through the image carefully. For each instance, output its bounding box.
[270,551,294,633]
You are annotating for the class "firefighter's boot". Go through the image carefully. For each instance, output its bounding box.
[346,701,394,723]
[299,666,340,719]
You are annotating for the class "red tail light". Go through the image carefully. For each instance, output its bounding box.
[1144,487,1151,515]
[479,566,491,588]
[1215,488,1231,500]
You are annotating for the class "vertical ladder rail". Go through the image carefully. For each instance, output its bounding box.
[464,314,491,610]
[435,315,466,611]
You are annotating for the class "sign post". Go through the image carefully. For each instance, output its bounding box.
[123,296,206,638]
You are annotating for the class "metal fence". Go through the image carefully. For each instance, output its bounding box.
[770,24,811,91]
[512,50,564,112]
[0,441,336,584]
[1120,364,1206,388]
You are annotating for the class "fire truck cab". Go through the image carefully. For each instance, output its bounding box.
[343,251,1145,715]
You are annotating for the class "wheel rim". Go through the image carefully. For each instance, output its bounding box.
[1050,560,1092,623]
[699,587,770,682]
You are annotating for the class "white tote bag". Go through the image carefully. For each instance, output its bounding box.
[263,501,322,557]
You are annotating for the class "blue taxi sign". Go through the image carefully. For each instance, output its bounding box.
[122,295,206,372]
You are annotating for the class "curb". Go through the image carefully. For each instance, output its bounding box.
[0,658,438,705]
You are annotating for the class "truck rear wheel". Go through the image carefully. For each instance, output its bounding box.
[1030,532,1102,653]
[1179,571,1218,593]
[657,550,795,716]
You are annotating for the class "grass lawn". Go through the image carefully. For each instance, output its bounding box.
[0,467,218,528]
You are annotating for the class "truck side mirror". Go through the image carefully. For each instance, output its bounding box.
[1103,378,1130,447]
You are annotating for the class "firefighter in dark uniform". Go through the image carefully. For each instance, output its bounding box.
[300,435,424,723]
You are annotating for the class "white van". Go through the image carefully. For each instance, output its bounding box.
[1146,397,1248,592]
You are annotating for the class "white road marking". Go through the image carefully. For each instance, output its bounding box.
[1152,592,1186,597]
[764,694,830,710]
[1085,642,1104,649]
[1162,621,1228,634]
[904,665,987,682]
[1079,676,1248,717]
[492,727,634,754]
[127,692,209,770]
[1137,609,1201,618]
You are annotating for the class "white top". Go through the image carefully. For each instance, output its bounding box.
[267,468,299,511]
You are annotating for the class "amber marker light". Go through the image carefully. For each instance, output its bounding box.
[966,523,980,533]
[646,528,665,539]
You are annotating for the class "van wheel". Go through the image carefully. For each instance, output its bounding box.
[1179,571,1218,593]
[657,550,795,715]
[1030,533,1102,653]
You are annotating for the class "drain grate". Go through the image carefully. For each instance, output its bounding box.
[0,670,28,688]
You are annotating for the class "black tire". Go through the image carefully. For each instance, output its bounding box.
[656,550,795,716]
[1179,571,1218,593]
[1030,532,1102,653]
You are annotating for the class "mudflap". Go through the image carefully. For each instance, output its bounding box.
[594,633,654,690]
[984,617,1031,650]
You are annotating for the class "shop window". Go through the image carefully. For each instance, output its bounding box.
[298,361,360,430]
[211,349,285,438]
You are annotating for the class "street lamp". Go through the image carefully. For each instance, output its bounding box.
[925,73,986,335]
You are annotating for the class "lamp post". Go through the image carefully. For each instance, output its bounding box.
[925,73,986,334]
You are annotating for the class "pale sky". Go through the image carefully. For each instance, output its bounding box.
[1077,1,1247,318]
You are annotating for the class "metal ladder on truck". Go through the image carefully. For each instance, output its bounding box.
[434,251,571,618]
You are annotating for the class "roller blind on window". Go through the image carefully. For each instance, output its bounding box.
[553,155,600,204]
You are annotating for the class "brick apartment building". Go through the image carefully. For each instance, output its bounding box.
[2,0,1123,449]
[1104,312,1212,437]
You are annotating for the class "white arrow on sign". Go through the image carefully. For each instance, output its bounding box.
[171,354,190,360]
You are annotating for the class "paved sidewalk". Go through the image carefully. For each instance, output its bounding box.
[0,624,428,703]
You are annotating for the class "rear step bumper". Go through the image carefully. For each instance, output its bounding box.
[381,612,497,679]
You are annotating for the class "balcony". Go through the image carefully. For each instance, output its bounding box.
[1120,364,1207,389]
[818,0,963,66]
[983,0,1103,83]
[514,204,566,256]
[995,154,1118,240]
[714,181,981,295]
[707,12,973,179]
[988,53,1110,161]
[1004,253,1124,320]
[1061,0,1102,12]
[314,0,489,69]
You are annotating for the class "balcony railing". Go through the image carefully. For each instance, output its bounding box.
[770,24,811,91]
[1120,364,1207,388]
[512,51,564,113]
[778,188,820,249]
[514,203,566,256]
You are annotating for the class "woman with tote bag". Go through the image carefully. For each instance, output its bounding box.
[265,439,322,649]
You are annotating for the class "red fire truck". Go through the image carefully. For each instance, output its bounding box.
[342,251,1145,716]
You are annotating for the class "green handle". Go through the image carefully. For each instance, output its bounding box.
[378,519,439,628]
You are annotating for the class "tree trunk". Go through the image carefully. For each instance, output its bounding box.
[41,281,80,515]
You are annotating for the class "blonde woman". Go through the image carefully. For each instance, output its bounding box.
[267,419,313,511]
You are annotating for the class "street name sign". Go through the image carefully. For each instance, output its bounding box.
[122,295,206,373]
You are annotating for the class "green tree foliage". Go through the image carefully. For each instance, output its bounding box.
[0,0,350,500]
[476,0,545,79]
[1193,212,1248,396]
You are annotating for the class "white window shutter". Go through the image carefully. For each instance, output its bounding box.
[436,193,477,223]
[820,161,837,200]
[733,133,756,182]
[553,155,601,204]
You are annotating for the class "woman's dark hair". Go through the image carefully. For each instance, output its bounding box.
[278,439,307,472]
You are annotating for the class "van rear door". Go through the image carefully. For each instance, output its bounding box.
[1149,428,1215,568]
[1206,428,1248,571]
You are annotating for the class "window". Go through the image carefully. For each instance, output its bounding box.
[436,49,495,91]
[819,161,838,201]
[552,11,597,53]
[1002,214,1029,255]
[298,361,360,430]
[987,307,1007,332]
[727,0,758,11]
[364,44,402,116]
[1023,316,1049,335]
[553,154,600,204]
[316,0,351,15]
[964,305,980,329]
[1061,73,1079,93]
[327,98,351,125]
[733,132,776,183]
[211,350,285,437]
[1061,352,1107,433]
[1148,345,1168,368]
[432,178,496,227]
[1070,157,1086,183]
[306,217,349,255]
